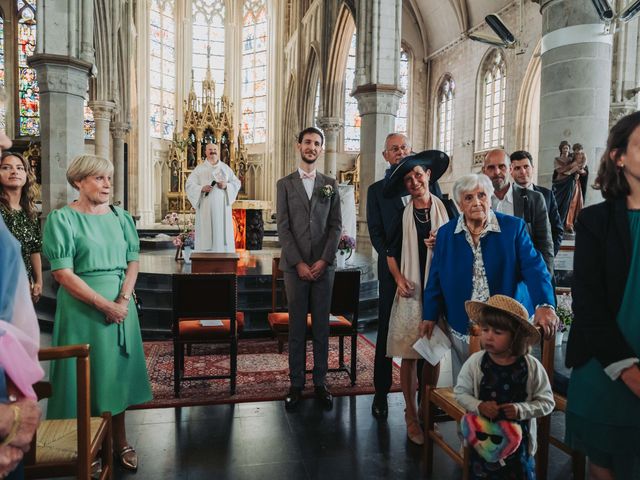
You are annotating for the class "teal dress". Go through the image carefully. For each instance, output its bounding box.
[565,210,640,474]
[43,205,152,418]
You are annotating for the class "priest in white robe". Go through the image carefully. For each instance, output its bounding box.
[185,143,241,252]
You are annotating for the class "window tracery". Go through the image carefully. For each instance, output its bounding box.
[192,0,225,100]
[480,50,506,150]
[395,48,409,136]
[343,31,359,152]
[437,74,455,155]
[149,0,176,139]
[17,0,38,136]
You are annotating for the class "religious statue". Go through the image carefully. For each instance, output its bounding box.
[552,140,588,234]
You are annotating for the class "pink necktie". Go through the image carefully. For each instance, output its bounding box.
[300,171,316,180]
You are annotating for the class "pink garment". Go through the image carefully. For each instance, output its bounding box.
[0,272,44,400]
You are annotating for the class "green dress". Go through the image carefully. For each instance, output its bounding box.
[0,205,41,280]
[43,205,152,418]
[565,210,640,474]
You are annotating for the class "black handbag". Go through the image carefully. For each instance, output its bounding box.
[109,205,143,318]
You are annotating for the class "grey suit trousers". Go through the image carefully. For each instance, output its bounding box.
[284,269,336,388]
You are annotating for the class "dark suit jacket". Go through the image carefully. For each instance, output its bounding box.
[276,171,342,273]
[366,179,404,272]
[512,183,554,273]
[566,198,637,369]
[533,184,564,255]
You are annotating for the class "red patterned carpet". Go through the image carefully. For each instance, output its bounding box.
[135,335,401,409]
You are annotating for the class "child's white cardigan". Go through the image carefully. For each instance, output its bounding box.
[454,351,556,457]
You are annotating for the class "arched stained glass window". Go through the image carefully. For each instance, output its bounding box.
[17,0,38,136]
[437,74,455,155]
[149,0,175,139]
[481,50,506,150]
[241,0,268,144]
[313,80,320,127]
[0,16,5,133]
[192,0,225,100]
[84,100,95,140]
[343,32,359,152]
[395,48,409,135]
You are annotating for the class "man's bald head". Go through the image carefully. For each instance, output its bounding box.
[482,148,510,192]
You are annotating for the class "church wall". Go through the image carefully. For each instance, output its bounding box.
[424,1,542,196]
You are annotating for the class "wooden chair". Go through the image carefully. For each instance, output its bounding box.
[545,369,586,479]
[24,344,113,480]
[266,258,361,385]
[423,327,555,480]
[172,273,238,397]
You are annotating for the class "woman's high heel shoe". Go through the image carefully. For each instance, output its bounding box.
[404,410,425,445]
[117,445,138,471]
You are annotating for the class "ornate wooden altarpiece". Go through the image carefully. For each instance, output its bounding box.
[167,64,249,214]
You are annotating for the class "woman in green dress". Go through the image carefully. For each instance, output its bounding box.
[43,154,151,472]
[0,152,42,302]
[566,111,640,480]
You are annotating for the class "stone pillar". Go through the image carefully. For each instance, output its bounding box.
[352,0,403,253]
[536,0,613,204]
[89,100,116,161]
[110,121,130,206]
[29,55,91,212]
[316,117,343,177]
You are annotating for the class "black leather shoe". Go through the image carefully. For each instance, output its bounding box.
[314,385,333,410]
[371,395,388,419]
[285,387,302,411]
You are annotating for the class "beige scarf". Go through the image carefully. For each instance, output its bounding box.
[386,193,450,358]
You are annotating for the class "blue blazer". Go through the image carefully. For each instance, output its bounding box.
[423,212,555,334]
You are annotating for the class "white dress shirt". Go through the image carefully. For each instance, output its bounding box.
[491,183,514,215]
[298,168,316,200]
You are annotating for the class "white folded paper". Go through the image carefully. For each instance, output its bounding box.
[412,325,452,366]
[199,319,223,327]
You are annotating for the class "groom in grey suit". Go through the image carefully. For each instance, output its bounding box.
[276,127,342,411]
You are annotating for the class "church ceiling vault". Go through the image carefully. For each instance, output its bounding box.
[412,0,513,53]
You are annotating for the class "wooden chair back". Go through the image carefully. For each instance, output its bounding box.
[330,270,360,322]
[25,344,112,480]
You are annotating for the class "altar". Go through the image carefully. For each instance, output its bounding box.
[163,54,271,250]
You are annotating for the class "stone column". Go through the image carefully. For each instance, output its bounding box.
[316,116,343,177]
[89,100,116,161]
[352,0,403,253]
[28,55,91,212]
[110,121,130,206]
[536,0,613,204]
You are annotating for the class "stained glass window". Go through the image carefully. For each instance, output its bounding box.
[481,50,506,150]
[241,0,268,144]
[0,16,5,133]
[84,99,95,140]
[17,0,38,136]
[149,0,175,139]
[395,49,409,135]
[437,74,455,155]
[313,81,320,127]
[344,32,360,152]
[192,0,225,100]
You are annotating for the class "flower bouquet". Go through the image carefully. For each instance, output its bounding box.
[556,292,573,345]
[337,234,356,267]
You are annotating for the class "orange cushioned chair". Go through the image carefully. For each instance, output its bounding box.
[423,327,555,480]
[267,258,361,385]
[24,344,113,480]
[172,273,238,397]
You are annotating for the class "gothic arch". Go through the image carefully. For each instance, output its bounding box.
[323,4,355,120]
[282,74,298,178]
[301,45,320,127]
[515,40,541,167]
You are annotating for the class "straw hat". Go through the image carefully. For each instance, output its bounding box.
[465,295,540,345]
[382,150,450,199]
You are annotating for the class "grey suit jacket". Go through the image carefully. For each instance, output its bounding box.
[276,171,342,273]
[512,183,554,273]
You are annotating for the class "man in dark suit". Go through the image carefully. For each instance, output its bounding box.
[483,149,555,274]
[366,133,411,418]
[276,127,342,411]
[510,150,564,256]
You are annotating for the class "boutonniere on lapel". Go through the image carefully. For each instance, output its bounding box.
[317,184,335,200]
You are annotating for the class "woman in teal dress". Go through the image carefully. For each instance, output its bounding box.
[0,152,43,302]
[565,111,640,480]
[43,154,151,472]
